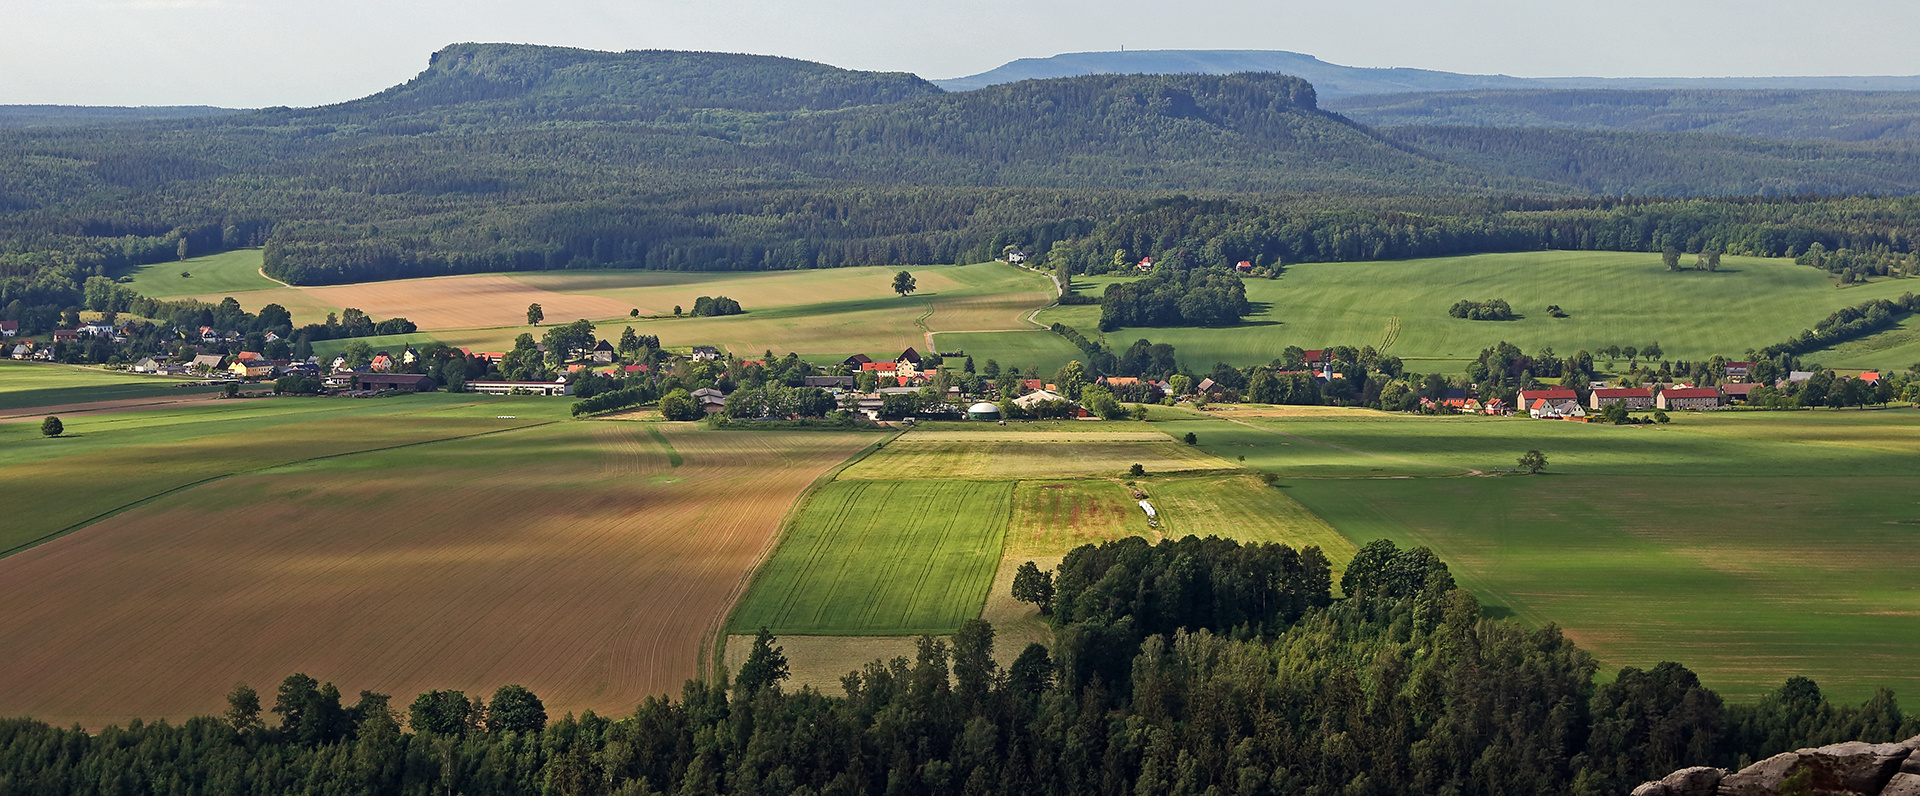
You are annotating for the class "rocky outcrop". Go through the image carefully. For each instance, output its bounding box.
[1630,735,1920,796]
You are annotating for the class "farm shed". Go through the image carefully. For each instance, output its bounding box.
[355,373,436,392]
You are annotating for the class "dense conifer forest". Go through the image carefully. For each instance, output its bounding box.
[2,538,1913,796]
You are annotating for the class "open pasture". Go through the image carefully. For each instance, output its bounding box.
[1040,251,1918,367]
[933,330,1085,376]
[1808,315,1920,372]
[1192,407,1920,700]
[0,361,224,413]
[728,480,1014,635]
[0,422,871,727]
[838,431,1233,480]
[120,249,282,298]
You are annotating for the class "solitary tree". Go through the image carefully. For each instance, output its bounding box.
[629,308,639,317]
[224,682,263,733]
[1662,247,1683,271]
[736,628,790,695]
[41,416,62,437]
[892,270,917,296]
[1129,463,1145,477]
[1518,449,1548,474]
[526,303,544,326]
[1011,561,1055,614]
[1183,431,1198,445]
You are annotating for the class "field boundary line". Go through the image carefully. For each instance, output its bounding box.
[0,419,555,561]
[1207,416,1483,477]
[256,266,293,288]
[702,429,903,681]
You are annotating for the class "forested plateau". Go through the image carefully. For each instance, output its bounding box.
[4,42,1920,313]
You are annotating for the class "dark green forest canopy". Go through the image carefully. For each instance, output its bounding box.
[1328,88,1920,142]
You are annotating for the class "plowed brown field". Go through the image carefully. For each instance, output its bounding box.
[0,423,868,728]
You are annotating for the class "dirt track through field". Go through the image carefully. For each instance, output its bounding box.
[0,424,870,728]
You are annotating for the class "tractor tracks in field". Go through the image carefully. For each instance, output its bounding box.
[0,420,556,561]
[1216,416,1483,478]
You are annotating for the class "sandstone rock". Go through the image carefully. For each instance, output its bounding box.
[1716,742,1909,796]
[1883,773,1920,796]
[1903,750,1920,777]
[1719,752,1800,796]
[1658,766,1726,796]
[1632,780,1672,796]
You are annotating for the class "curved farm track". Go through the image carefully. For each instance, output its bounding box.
[0,423,871,728]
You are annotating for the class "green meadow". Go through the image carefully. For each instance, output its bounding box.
[119,248,278,298]
[0,361,224,412]
[728,480,1015,635]
[1153,406,1920,701]
[1039,251,1918,368]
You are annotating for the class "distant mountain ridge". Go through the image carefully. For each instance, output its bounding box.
[1327,89,1920,141]
[0,105,240,130]
[934,50,1920,97]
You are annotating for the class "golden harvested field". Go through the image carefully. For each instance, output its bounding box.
[838,433,1235,480]
[0,423,871,728]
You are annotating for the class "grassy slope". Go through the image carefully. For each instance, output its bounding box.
[1040,251,1917,368]
[0,393,560,555]
[0,362,226,412]
[121,249,280,298]
[1161,407,1920,700]
[1809,315,1920,372]
[728,480,1015,635]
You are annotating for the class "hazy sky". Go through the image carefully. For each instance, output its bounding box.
[5,0,1918,107]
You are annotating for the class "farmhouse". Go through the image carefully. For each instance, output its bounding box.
[895,347,923,366]
[191,353,225,371]
[591,340,615,363]
[1235,260,1254,273]
[842,354,872,368]
[230,360,276,379]
[1528,398,1587,420]
[1720,382,1762,404]
[1136,257,1155,272]
[691,386,728,414]
[10,343,33,359]
[1658,386,1724,410]
[1517,388,1579,407]
[1006,251,1029,264]
[0,320,16,336]
[1724,362,1753,381]
[52,329,79,343]
[691,346,722,361]
[466,379,572,396]
[1589,387,1654,411]
[355,373,436,392]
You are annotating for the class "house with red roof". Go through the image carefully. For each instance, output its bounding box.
[1518,388,1579,406]
[1235,260,1254,273]
[0,320,17,337]
[1658,386,1724,410]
